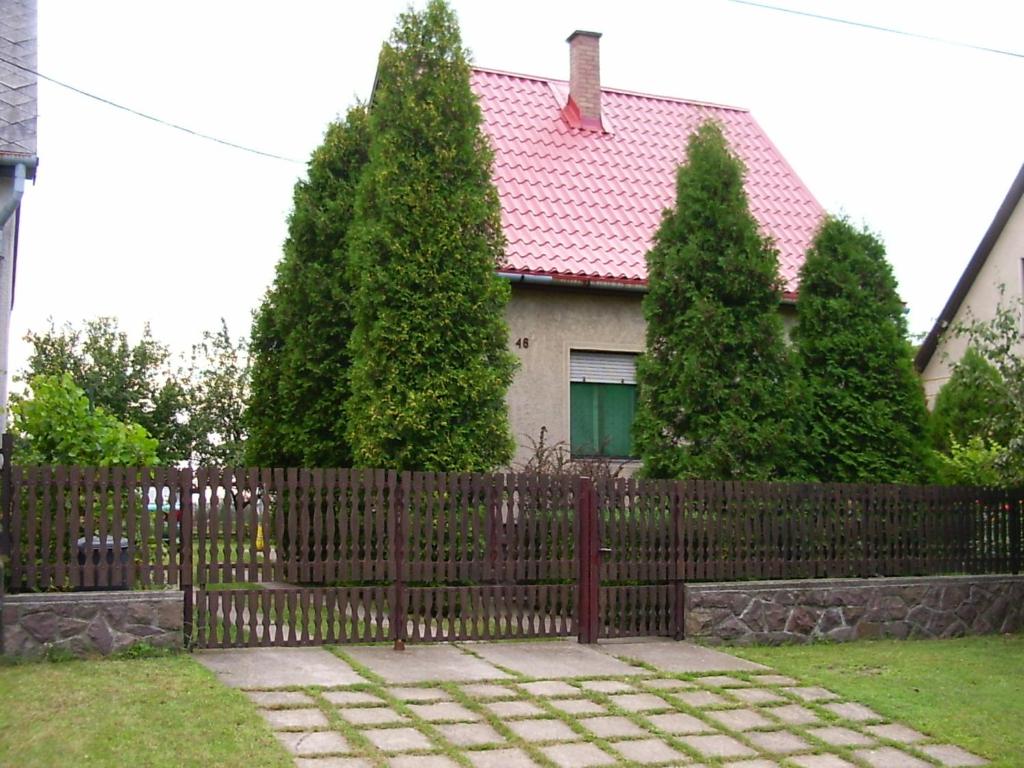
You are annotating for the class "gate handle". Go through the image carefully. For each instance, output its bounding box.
[598,547,613,555]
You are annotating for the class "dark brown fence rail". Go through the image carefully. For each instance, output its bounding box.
[1,462,1021,647]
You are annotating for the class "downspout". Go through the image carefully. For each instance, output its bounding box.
[0,162,28,440]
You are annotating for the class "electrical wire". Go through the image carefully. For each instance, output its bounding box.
[0,54,305,164]
[728,0,1024,59]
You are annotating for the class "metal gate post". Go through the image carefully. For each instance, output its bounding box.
[577,477,599,644]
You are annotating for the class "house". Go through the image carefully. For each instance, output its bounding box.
[915,163,1024,406]
[471,31,825,468]
[0,0,38,436]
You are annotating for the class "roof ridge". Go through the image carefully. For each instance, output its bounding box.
[471,65,750,113]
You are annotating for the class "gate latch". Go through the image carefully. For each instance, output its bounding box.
[598,547,613,556]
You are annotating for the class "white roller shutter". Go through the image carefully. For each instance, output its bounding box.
[569,351,637,384]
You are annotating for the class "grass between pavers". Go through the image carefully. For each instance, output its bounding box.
[0,652,293,768]
[730,634,1024,767]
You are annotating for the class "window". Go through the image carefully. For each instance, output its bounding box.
[569,351,637,458]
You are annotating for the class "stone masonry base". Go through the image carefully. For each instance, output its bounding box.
[2,590,183,658]
[685,574,1023,645]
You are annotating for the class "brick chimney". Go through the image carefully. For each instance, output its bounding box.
[567,30,602,131]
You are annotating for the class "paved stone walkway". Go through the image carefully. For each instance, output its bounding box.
[196,640,989,768]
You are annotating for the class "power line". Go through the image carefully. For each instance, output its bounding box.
[0,54,306,164]
[728,0,1024,59]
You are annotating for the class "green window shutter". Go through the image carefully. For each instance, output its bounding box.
[570,382,598,456]
[571,381,637,458]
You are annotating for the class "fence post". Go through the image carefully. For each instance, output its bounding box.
[180,467,194,649]
[1011,489,1022,576]
[0,433,11,559]
[671,481,686,640]
[392,471,408,651]
[576,476,599,644]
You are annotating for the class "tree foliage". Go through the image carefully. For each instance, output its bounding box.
[19,318,188,462]
[633,120,801,480]
[929,347,1012,454]
[11,373,158,466]
[793,217,930,482]
[187,320,249,466]
[246,106,371,468]
[344,0,516,471]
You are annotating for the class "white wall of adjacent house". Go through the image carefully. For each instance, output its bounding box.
[920,195,1024,407]
[503,282,798,472]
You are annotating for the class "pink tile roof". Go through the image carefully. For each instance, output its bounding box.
[471,68,825,295]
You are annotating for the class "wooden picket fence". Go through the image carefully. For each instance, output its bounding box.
[1,455,1021,648]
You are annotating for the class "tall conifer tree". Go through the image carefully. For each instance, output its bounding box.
[246,106,370,467]
[345,0,516,471]
[794,217,930,482]
[634,121,801,479]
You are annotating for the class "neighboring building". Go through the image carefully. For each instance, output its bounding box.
[915,163,1024,407]
[471,31,824,468]
[0,0,38,435]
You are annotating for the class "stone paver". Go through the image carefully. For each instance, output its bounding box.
[344,645,509,684]
[461,683,515,699]
[643,677,697,690]
[612,738,690,763]
[338,706,407,726]
[789,756,856,768]
[645,711,713,734]
[696,675,750,687]
[751,674,798,686]
[389,756,460,768]
[549,698,606,716]
[465,748,541,768]
[469,639,640,678]
[768,703,820,725]
[579,679,635,694]
[745,729,814,755]
[294,759,372,768]
[486,699,547,718]
[322,691,384,707]
[918,744,989,766]
[823,701,883,722]
[852,746,933,768]
[579,715,646,738]
[807,725,876,748]
[540,742,617,768]
[783,686,839,702]
[261,708,330,729]
[679,733,758,759]
[727,761,781,768]
[362,727,434,752]
[673,690,729,708]
[408,701,480,722]
[863,723,927,743]
[198,647,364,688]
[729,688,786,705]
[435,722,506,747]
[247,690,317,707]
[596,640,767,672]
[706,707,774,731]
[388,687,451,702]
[607,692,671,712]
[275,731,351,756]
[506,718,580,742]
[520,680,580,697]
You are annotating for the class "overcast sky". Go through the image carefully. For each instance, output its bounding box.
[12,0,1024,384]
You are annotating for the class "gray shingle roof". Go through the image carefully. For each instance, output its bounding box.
[0,0,37,158]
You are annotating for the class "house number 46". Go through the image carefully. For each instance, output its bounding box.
[515,337,530,349]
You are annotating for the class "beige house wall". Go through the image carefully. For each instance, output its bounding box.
[920,195,1024,406]
[503,282,799,470]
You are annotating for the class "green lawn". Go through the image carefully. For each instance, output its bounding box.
[732,634,1024,766]
[0,653,292,768]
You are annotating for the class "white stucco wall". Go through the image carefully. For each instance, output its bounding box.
[504,282,799,470]
[920,195,1024,406]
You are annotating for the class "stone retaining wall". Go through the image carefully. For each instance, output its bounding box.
[2,590,183,658]
[685,575,1024,645]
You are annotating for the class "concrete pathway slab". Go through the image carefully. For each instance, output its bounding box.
[389,756,460,768]
[295,758,371,768]
[607,692,672,712]
[465,748,541,768]
[344,645,509,684]
[745,729,814,755]
[322,691,384,707]
[262,708,330,729]
[467,639,640,678]
[863,723,927,744]
[362,727,434,753]
[520,680,580,697]
[540,742,617,768]
[275,731,351,756]
[679,733,758,759]
[387,687,451,702]
[435,722,506,747]
[197,647,364,688]
[460,683,516,699]
[729,688,787,705]
[611,738,690,764]
[549,698,606,716]
[853,747,933,768]
[506,718,580,742]
[806,725,876,748]
[578,715,646,738]
[789,757,857,768]
[486,699,547,718]
[247,690,317,707]
[337,707,407,726]
[595,639,767,673]
[706,707,774,731]
[918,744,989,766]
[407,701,481,722]
[768,704,821,726]
[645,711,713,735]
